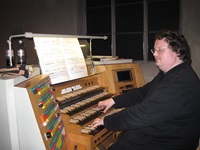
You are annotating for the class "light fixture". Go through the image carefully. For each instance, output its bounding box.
[7,32,108,66]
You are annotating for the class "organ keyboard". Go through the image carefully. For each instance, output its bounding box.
[53,75,120,150]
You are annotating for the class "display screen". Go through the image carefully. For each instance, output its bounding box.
[116,70,132,82]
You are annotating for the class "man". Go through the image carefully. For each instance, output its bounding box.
[92,30,200,150]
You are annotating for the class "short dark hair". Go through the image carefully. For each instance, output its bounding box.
[155,30,192,63]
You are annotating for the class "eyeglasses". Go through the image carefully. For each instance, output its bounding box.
[151,48,168,54]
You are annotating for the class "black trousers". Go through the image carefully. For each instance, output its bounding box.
[108,131,198,150]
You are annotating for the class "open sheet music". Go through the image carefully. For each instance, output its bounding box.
[33,37,88,84]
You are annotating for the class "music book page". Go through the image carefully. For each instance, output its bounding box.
[33,37,88,85]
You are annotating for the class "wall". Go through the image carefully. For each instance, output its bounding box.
[140,0,200,83]
[138,61,158,83]
[181,1,200,147]
[1,0,199,80]
[0,0,85,66]
[182,0,200,77]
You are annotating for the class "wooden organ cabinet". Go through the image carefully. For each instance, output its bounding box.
[14,63,145,150]
[94,63,145,95]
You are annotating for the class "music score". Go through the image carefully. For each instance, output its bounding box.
[33,37,88,85]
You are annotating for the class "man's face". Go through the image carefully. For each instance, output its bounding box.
[153,38,181,73]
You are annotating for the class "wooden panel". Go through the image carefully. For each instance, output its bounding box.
[95,63,145,95]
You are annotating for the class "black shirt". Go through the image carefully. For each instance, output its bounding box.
[104,62,200,149]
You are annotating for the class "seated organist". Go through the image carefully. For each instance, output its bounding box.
[92,30,200,150]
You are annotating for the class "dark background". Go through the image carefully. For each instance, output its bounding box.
[0,0,85,66]
[0,0,199,79]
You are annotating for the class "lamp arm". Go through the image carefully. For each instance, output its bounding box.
[7,32,108,67]
[24,32,107,40]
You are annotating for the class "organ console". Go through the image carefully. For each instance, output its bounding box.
[53,74,120,150]
[13,63,145,150]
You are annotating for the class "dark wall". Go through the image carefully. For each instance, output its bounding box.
[0,0,85,66]
[182,0,200,77]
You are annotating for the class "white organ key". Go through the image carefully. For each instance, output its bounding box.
[56,97,64,102]
[60,109,68,113]
[81,113,91,117]
[85,110,96,115]
[73,115,86,121]
[69,119,79,123]
[81,129,91,134]
[84,126,95,131]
